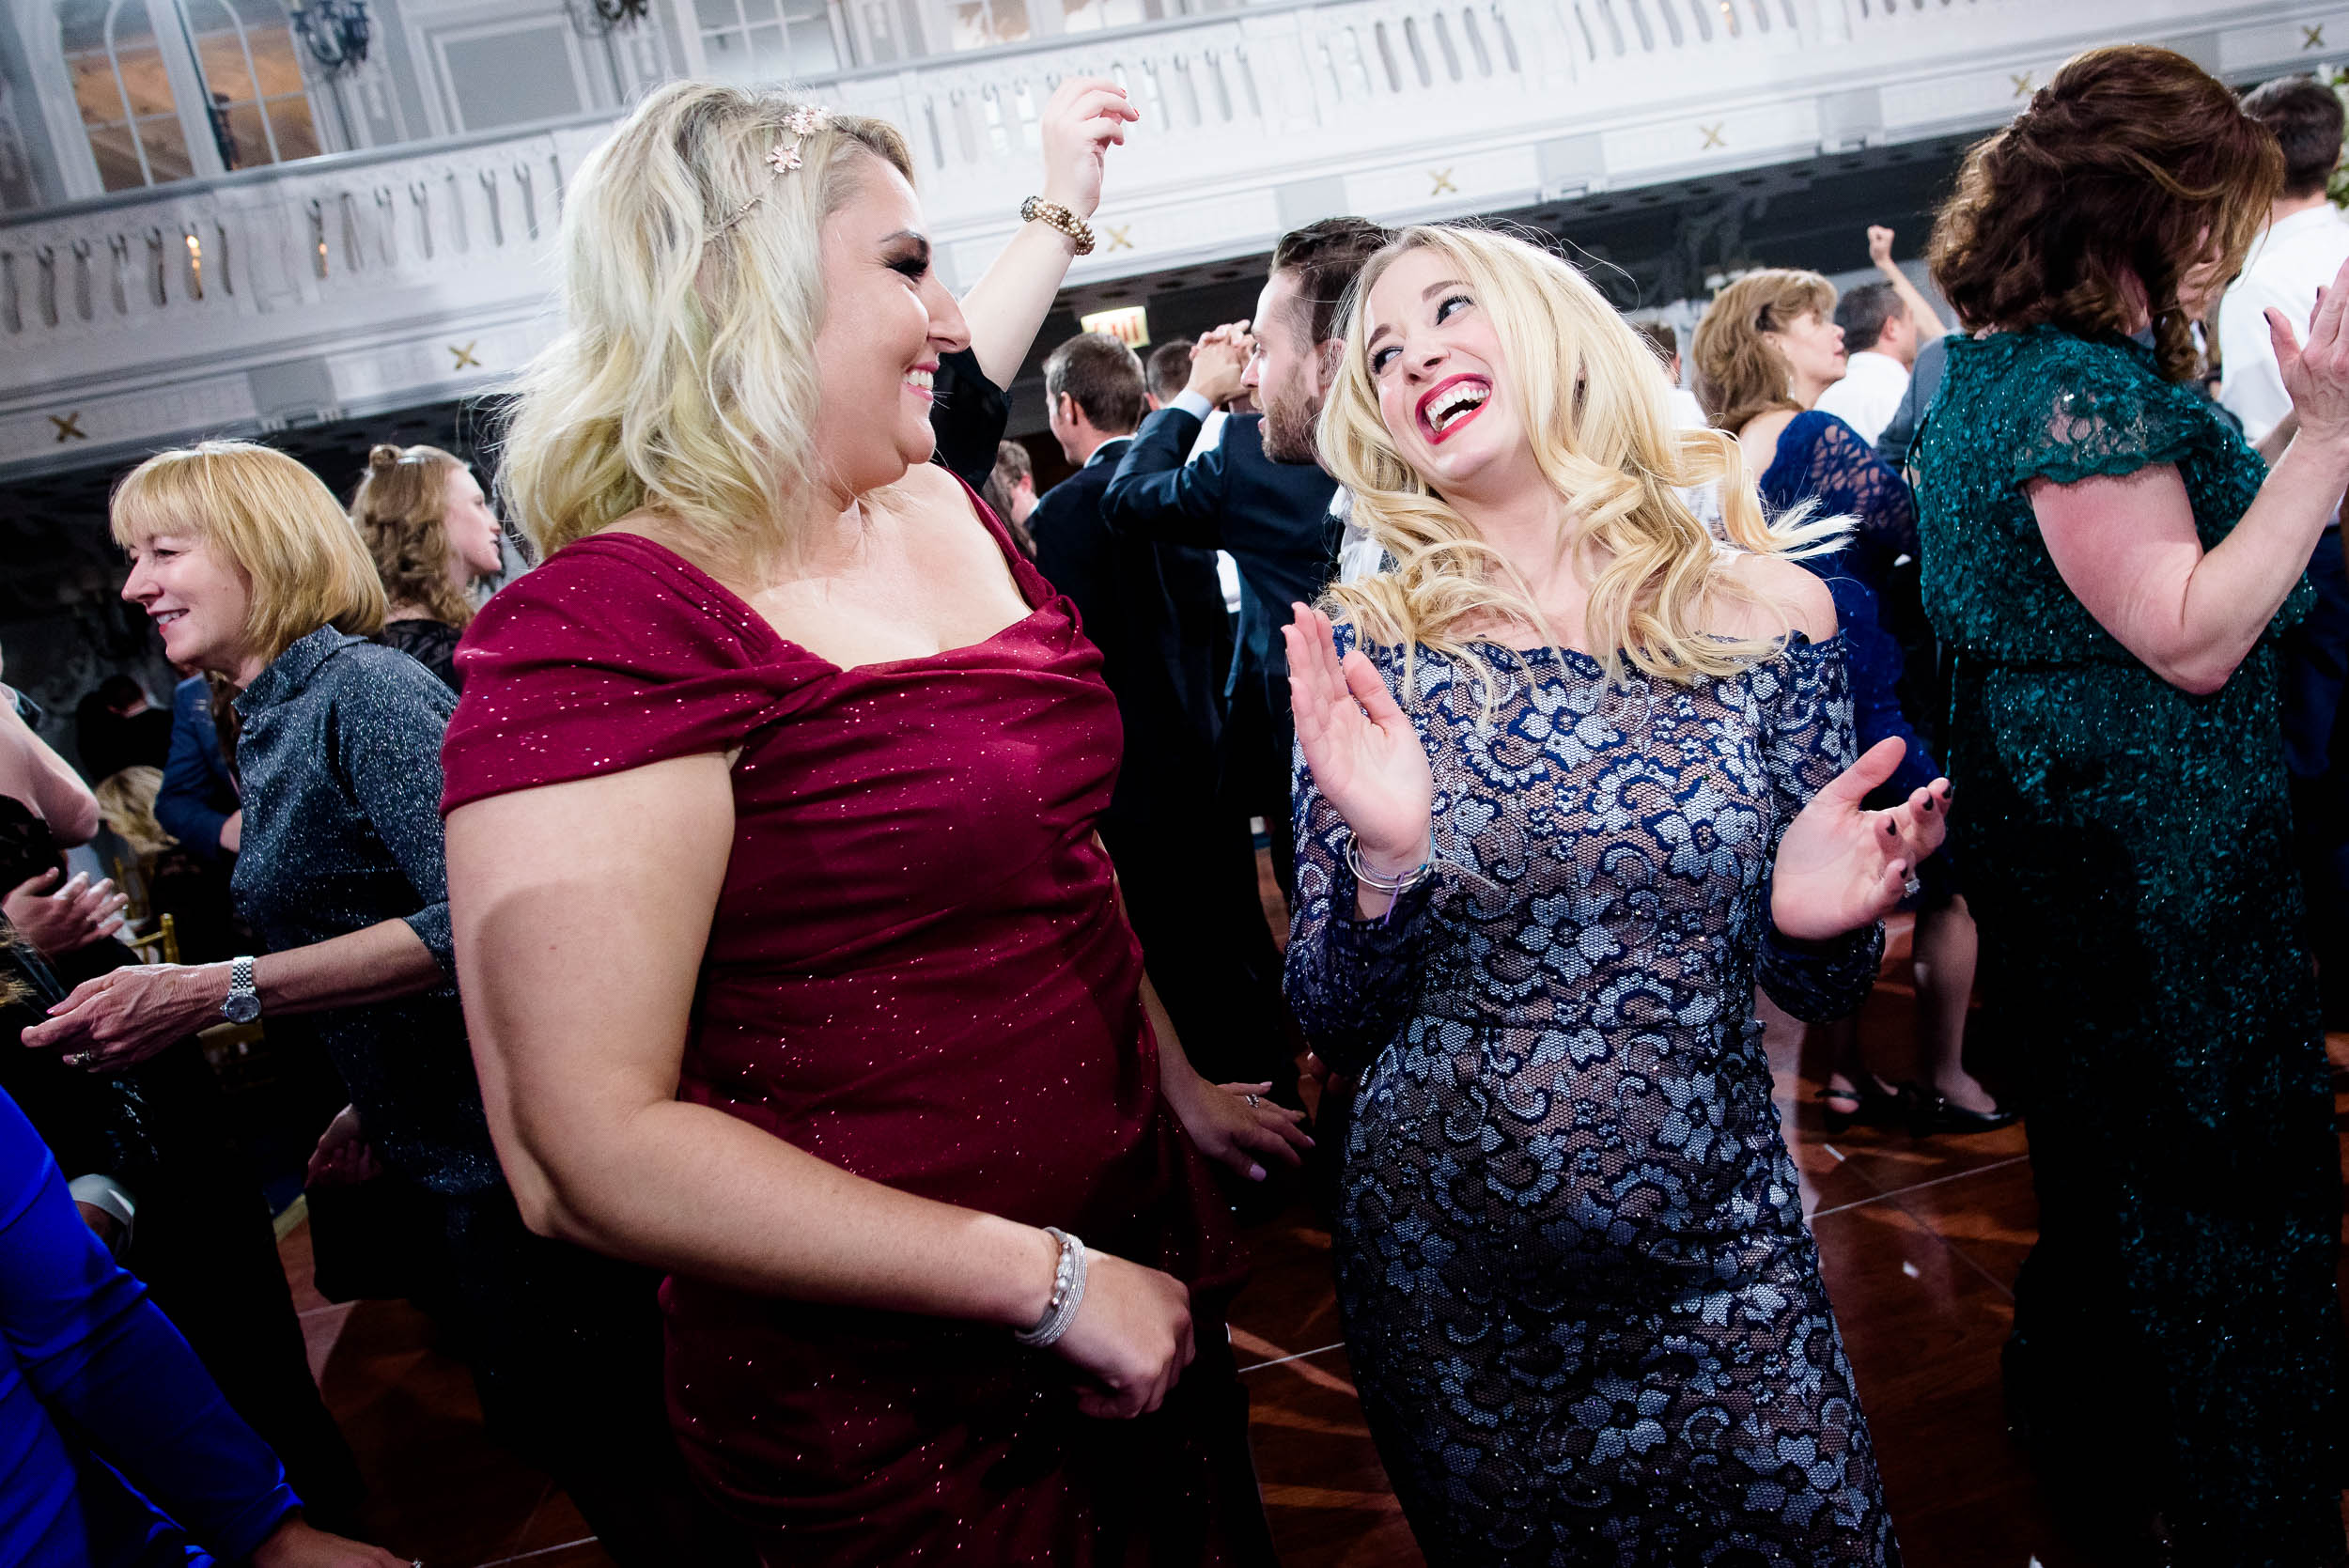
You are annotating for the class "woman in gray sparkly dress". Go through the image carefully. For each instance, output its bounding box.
[1283,226,1948,1563]
[23,441,737,1565]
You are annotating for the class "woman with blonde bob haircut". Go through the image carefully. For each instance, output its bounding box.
[439,75,1305,1561]
[35,441,731,1563]
[1283,225,1949,1561]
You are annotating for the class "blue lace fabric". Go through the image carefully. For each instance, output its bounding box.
[1286,625,1898,1564]
[1915,326,2344,1560]
[1759,411,1938,802]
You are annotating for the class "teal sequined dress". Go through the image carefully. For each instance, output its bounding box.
[1914,326,2345,1560]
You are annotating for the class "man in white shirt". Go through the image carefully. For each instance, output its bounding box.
[2221,84,2349,445]
[2218,72,2349,1024]
[1814,284,1912,445]
[1815,226,1951,446]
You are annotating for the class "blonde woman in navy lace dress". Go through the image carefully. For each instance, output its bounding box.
[1283,226,1950,1564]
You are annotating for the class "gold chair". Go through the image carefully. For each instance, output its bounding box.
[124,911,179,967]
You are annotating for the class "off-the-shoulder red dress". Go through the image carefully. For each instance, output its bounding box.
[439,500,1260,1562]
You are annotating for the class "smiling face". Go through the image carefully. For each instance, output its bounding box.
[119,531,258,680]
[804,157,970,504]
[1763,308,1848,404]
[443,464,506,582]
[1361,245,1535,499]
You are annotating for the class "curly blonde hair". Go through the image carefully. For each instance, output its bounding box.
[1689,270,1839,435]
[497,81,916,571]
[1317,225,1843,696]
[350,443,475,628]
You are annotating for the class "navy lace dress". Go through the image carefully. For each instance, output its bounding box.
[1758,411,1938,799]
[1287,624,1899,1565]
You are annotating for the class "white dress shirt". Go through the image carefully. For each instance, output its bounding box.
[2220,204,2349,445]
[1812,350,1910,447]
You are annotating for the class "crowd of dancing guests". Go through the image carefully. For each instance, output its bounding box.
[2,37,2346,1567]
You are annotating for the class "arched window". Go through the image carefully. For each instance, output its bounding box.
[58,0,321,193]
[183,0,320,170]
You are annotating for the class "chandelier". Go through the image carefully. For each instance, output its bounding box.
[288,0,371,76]
[568,0,654,35]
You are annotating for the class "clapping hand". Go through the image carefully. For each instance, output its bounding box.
[3,869,127,958]
[2266,253,2349,449]
[1771,737,1951,942]
[1036,76,1139,222]
[1185,323,1254,408]
[1282,603,1433,877]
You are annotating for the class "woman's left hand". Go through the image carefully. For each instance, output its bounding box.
[1166,1076,1313,1183]
[1037,76,1138,220]
[1771,737,1951,942]
[20,962,226,1072]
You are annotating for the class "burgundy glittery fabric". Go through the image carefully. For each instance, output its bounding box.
[440,500,1252,1561]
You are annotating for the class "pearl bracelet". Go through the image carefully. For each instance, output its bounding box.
[1014,1227,1089,1349]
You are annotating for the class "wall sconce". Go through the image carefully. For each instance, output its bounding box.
[289,0,371,76]
[568,0,653,36]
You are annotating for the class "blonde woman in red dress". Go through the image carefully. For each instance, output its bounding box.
[439,81,1309,1562]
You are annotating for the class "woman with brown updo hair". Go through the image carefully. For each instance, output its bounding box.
[1916,44,2349,1558]
[349,443,506,692]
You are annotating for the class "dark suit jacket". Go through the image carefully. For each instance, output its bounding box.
[1099,409,1341,711]
[154,675,238,860]
[1030,439,1226,825]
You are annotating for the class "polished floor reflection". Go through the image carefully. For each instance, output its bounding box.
[279,911,2349,1564]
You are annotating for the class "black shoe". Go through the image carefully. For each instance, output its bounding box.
[1818,1077,1904,1135]
[1907,1086,2017,1136]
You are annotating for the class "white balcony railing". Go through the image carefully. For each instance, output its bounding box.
[3,0,2341,470]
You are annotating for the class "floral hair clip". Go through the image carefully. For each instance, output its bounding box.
[768,105,832,175]
[711,104,834,235]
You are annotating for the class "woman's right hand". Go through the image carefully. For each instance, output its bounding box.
[2268,253,2349,447]
[1050,1247,1196,1420]
[1282,603,1434,867]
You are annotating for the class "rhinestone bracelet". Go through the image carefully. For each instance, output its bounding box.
[1014,1226,1089,1349]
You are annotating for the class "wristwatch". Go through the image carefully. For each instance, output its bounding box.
[222,955,261,1024]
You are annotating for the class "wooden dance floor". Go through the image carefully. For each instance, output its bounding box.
[277,905,2349,1565]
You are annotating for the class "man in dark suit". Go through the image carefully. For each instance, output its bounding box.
[1028,334,1286,1086]
[1100,217,1392,907]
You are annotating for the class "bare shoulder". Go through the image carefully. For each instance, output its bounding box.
[1715,551,1838,644]
[893,458,968,514]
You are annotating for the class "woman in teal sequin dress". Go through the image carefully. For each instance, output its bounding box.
[1914,48,2349,1560]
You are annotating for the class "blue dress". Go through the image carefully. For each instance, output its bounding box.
[1758,411,1938,801]
[1286,625,1899,1564]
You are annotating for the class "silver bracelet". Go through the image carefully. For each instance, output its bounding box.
[1346,833,1435,896]
[1013,1226,1088,1349]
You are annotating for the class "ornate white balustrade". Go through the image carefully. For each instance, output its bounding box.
[2,0,2342,473]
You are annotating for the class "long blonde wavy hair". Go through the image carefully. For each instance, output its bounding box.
[496,81,916,570]
[1318,225,1842,696]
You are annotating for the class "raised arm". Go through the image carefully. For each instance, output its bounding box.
[443,758,1194,1421]
[0,696,100,848]
[956,79,1137,388]
[2035,259,2349,695]
[1278,606,1439,1076]
[1866,225,1949,338]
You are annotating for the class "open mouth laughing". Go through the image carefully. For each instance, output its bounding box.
[1416,374,1491,443]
